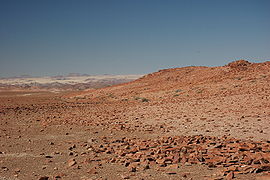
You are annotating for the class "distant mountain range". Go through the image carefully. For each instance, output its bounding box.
[0,74,143,91]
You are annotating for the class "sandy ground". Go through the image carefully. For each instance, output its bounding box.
[1,61,270,180]
[0,91,269,180]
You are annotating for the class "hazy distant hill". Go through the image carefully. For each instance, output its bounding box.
[0,74,143,91]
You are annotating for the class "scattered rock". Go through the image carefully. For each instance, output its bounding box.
[226,171,234,179]
[68,144,76,150]
[67,159,76,167]
[121,174,130,179]
[14,168,20,173]
[87,167,98,174]
[39,176,49,180]
[166,171,177,175]
[128,166,136,172]
[1,166,9,171]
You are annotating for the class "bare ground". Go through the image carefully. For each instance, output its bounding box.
[1,61,270,180]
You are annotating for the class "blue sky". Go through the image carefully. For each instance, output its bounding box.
[0,0,269,77]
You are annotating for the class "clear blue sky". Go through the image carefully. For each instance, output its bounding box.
[0,0,269,77]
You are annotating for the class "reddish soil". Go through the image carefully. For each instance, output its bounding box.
[1,60,270,180]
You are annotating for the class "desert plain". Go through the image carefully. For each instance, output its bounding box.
[1,60,270,180]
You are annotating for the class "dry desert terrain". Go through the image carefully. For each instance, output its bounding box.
[1,60,270,180]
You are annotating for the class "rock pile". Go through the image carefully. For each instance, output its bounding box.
[89,135,270,178]
[227,60,251,69]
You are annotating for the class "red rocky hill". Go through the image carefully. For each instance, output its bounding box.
[70,60,270,103]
